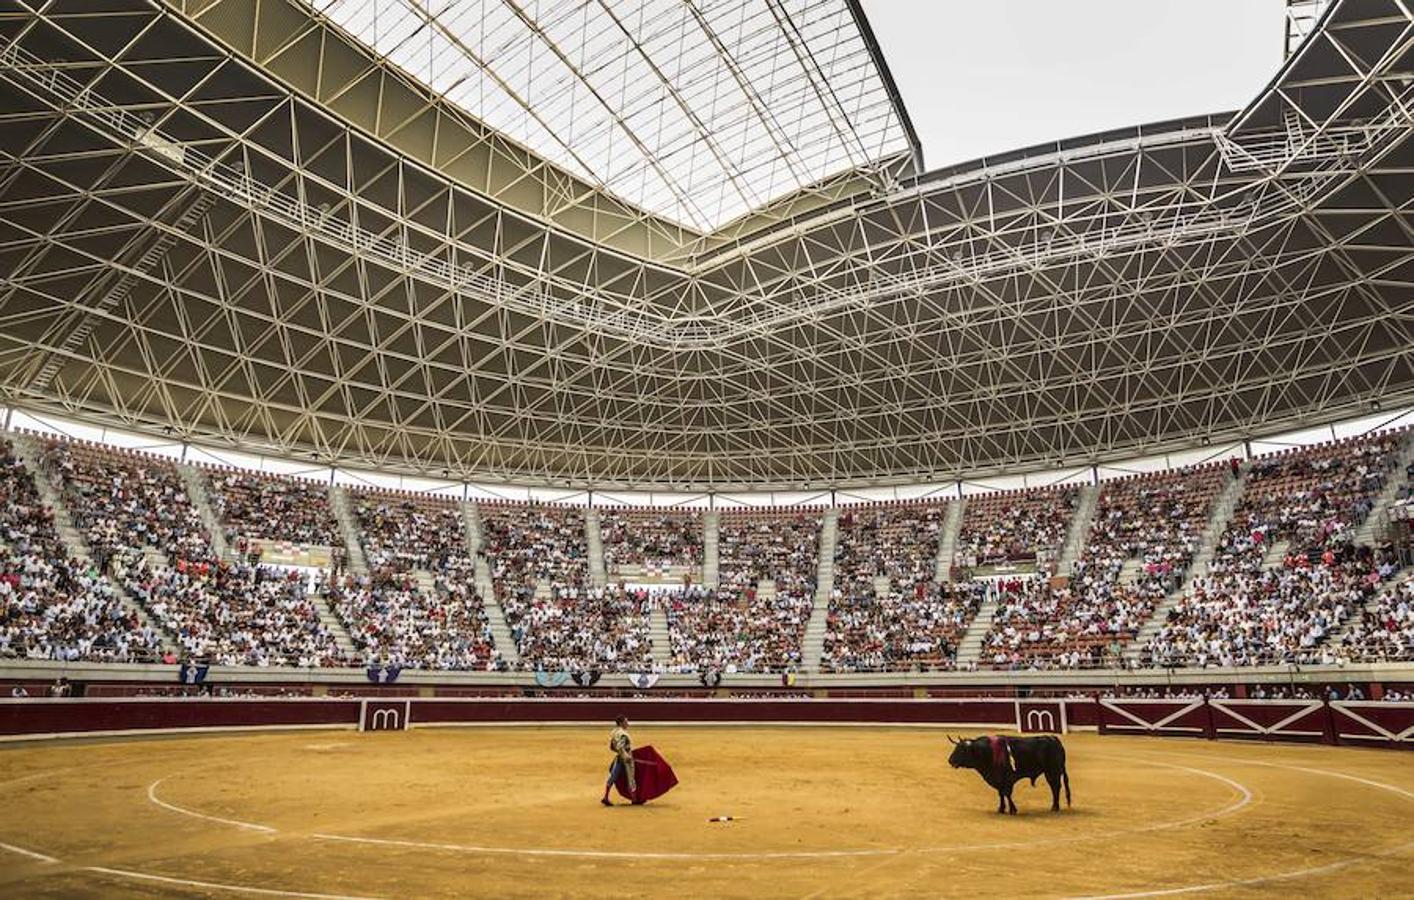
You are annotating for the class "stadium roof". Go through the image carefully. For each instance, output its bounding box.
[296,0,920,231]
[0,0,1409,489]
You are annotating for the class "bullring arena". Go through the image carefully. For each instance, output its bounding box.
[2,0,1414,896]
[1,698,1412,897]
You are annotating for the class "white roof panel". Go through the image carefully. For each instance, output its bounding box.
[300,0,917,230]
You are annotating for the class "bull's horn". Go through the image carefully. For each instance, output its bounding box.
[946,735,958,745]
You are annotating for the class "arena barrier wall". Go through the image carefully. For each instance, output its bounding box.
[2,698,1409,748]
[0,697,1059,739]
[0,698,361,738]
[1097,698,1414,749]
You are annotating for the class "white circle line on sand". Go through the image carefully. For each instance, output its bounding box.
[0,840,59,864]
[1246,761,1414,801]
[0,770,56,790]
[1066,841,1414,900]
[1067,762,1414,899]
[147,778,278,833]
[309,758,1252,861]
[83,866,386,900]
[0,772,59,862]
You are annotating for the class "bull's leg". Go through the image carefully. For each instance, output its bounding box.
[1006,786,1017,815]
[1045,770,1062,811]
[996,790,1007,814]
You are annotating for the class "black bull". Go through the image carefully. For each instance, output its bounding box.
[947,735,1071,814]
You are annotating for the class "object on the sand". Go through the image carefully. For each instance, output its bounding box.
[614,745,678,804]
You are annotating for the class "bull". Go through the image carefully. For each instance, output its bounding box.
[946,734,1071,814]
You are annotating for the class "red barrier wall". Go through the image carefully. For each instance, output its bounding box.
[406,698,1024,727]
[2,698,1409,749]
[1097,698,1414,749]
[0,699,360,736]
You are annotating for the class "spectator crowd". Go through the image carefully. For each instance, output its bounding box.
[0,428,1408,675]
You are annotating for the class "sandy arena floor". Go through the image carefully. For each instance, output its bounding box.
[0,726,1409,898]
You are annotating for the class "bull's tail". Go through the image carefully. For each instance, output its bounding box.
[1063,767,1071,807]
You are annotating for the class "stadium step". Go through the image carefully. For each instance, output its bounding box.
[953,593,1000,667]
[815,507,838,602]
[12,435,89,564]
[1056,484,1099,574]
[327,485,368,576]
[1327,565,1414,650]
[802,508,837,670]
[1117,556,1145,587]
[1261,539,1291,570]
[412,568,437,596]
[584,507,608,588]
[313,590,358,659]
[176,464,236,563]
[935,498,965,582]
[10,433,178,656]
[461,501,484,556]
[1125,469,1247,661]
[648,607,673,668]
[702,509,720,589]
[1353,433,1414,546]
[456,504,518,665]
[142,546,170,571]
[479,591,520,668]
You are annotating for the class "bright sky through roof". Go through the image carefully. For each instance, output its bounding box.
[302,0,915,232]
[863,0,1287,169]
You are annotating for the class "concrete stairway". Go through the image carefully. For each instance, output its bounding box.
[935,498,965,582]
[1126,471,1246,660]
[469,553,498,603]
[704,509,723,585]
[703,509,720,588]
[313,588,358,660]
[412,568,438,596]
[327,485,368,575]
[1188,473,1246,582]
[176,464,235,562]
[141,546,169,571]
[461,501,485,555]
[481,591,519,667]
[13,435,92,565]
[1261,538,1291,570]
[1328,565,1413,648]
[800,508,838,671]
[585,507,608,588]
[10,434,176,655]
[648,605,673,666]
[460,501,519,666]
[1353,437,1414,545]
[1117,556,1145,586]
[815,508,839,602]
[1056,484,1099,573]
[953,593,1000,667]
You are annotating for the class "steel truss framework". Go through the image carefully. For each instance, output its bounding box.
[0,0,1410,489]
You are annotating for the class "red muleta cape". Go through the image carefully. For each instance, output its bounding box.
[614,745,679,804]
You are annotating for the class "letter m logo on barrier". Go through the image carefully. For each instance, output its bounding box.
[360,700,411,732]
[1017,701,1066,734]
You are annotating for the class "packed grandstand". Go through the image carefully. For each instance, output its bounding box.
[0,0,1410,688]
[1,423,1410,674]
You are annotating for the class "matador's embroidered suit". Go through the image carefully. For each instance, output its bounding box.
[609,725,637,794]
